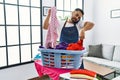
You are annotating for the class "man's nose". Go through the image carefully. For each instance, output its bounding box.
[77,17,81,21]
[76,17,79,20]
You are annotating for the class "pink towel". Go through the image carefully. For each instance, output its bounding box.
[34,60,71,80]
[45,7,60,48]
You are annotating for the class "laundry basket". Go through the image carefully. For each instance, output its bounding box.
[38,48,86,69]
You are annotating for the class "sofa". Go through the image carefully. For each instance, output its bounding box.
[83,44,120,74]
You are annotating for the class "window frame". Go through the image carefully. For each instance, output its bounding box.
[0,0,43,69]
[55,0,84,20]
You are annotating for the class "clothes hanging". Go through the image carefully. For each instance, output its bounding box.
[45,7,60,48]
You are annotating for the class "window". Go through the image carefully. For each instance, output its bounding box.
[0,0,42,69]
[56,0,83,20]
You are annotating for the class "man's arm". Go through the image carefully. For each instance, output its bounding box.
[80,21,94,39]
[82,21,94,31]
[43,9,51,30]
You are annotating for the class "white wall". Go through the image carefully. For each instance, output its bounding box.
[83,0,95,50]
[93,0,120,45]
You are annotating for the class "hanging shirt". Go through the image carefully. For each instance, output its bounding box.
[45,7,60,48]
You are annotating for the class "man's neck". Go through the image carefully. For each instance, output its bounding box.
[67,19,73,24]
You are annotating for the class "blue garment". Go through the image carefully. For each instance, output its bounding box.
[60,20,84,69]
[60,21,79,44]
[79,60,84,69]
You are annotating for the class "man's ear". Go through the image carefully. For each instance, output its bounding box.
[72,11,75,15]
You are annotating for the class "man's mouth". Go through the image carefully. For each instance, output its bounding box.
[72,18,77,22]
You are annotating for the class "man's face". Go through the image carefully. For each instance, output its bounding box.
[71,11,83,24]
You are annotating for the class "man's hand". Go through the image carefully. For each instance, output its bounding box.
[82,21,94,31]
[79,21,94,39]
[48,9,51,16]
[79,29,85,40]
[43,9,51,30]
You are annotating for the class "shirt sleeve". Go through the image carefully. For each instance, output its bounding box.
[77,20,85,29]
[57,20,66,33]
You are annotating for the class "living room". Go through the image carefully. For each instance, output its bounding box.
[0,0,120,80]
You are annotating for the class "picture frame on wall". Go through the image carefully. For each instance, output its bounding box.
[111,9,120,18]
[43,6,51,16]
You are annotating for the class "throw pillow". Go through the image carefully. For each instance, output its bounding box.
[113,46,120,62]
[102,44,115,60]
[88,44,103,58]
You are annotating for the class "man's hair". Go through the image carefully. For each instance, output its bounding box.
[74,8,84,15]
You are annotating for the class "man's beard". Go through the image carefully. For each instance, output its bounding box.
[71,18,80,24]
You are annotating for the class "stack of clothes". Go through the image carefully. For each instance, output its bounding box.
[70,69,97,80]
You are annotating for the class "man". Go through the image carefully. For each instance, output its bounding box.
[43,8,94,68]
[43,8,94,42]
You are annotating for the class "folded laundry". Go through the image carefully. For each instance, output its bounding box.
[70,69,96,77]
[70,74,95,80]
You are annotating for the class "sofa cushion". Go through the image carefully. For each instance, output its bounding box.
[102,44,115,60]
[113,46,120,62]
[88,44,103,58]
